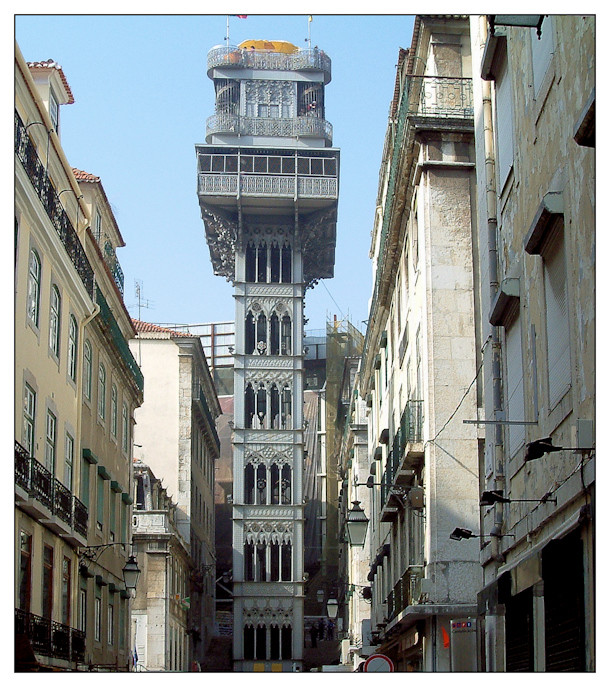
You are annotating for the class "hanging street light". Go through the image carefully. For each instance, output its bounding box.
[345,500,369,547]
[326,597,339,619]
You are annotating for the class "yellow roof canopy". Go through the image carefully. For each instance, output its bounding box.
[238,39,299,54]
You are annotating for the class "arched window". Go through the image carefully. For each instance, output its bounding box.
[244,464,255,504]
[245,312,255,354]
[49,285,61,356]
[270,624,281,659]
[281,315,292,355]
[122,402,129,452]
[281,242,292,283]
[281,464,292,504]
[270,542,280,581]
[257,241,267,283]
[67,315,78,381]
[270,463,280,504]
[245,383,255,428]
[244,543,254,581]
[256,625,267,660]
[281,542,292,581]
[270,241,281,282]
[98,362,106,420]
[256,383,267,427]
[281,386,292,429]
[244,625,255,659]
[111,384,118,437]
[27,249,41,327]
[256,313,267,354]
[281,626,292,659]
[245,241,256,282]
[256,544,267,582]
[83,340,92,400]
[256,464,267,505]
[270,313,279,355]
[270,384,280,429]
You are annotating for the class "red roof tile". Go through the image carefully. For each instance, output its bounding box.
[26,59,74,104]
[72,168,101,183]
[132,319,196,337]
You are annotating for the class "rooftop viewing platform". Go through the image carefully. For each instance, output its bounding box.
[207,42,332,84]
[206,112,332,145]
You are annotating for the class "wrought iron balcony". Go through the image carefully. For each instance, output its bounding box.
[15,608,86,664]
[207,45,331,83]
[96,289,144,392]
[102,237,125,295]
[15,440,89,537]
[15,110,95,300]
[206,113,332,143]
[406,75,473,120]
[386,566,425,621]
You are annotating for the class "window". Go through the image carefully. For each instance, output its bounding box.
[108,602,114,645]
[67,315,78,381]
[23,384,36,457]
[49,285,61,357]
[98,362,106,420]
[95,595,102,642]
[531,17,554,97]
[122,403,129,452]
[495,48,514,190]
[79,588,87,632]
[81,455,90,507]
[42,545,54,619]
[94,209,102,242]
[27,249,41,327]
[83,340,92,400]
[64,433,74,489]
[505,314,525,457]
[111,384,118,437]
[49,88,59,131]
[45,410,57,474]
[19,531,32,612]
[97,474,105,528]
[62,557,71,625]
[543,220,571,408]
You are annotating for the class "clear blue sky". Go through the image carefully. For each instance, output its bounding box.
[15,13,416,334]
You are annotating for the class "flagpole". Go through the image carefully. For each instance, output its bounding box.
[308,15,312,47]
[226,15,230,47]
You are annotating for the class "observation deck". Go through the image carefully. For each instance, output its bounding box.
[207,44,331,84]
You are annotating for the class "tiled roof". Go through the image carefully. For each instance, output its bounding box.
[72,168,101,183]
[26,59,75,104]
[132,319,196,337]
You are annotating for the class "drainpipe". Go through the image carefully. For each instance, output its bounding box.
[479,14,506,674]
[479,16,505,559]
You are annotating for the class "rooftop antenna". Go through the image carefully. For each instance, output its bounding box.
[134,280,153,365]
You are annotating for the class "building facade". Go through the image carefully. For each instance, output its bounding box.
[469,14,595,671]
[356,16,482,671]
[15,44,142,671]
[129,320,221,669]
[74,169,143,670]
[131,460,192,671]
[197,39,339,671]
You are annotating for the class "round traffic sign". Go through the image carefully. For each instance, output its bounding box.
[363,654,394,672]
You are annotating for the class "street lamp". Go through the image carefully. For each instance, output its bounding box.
[122,555,142,591]
[345,501,369,547]
[78,543,141,591]
[326,598,339,619]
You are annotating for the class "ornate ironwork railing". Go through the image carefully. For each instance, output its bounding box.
[198,173,338,199]
[15,441,89,534]
[15,608,86,663]
[207,45,331,79]
[96,289,144,392]
[407,75,473,118]
[15,111,95,299]
[206,113,333,142]
[103,239,125,295]
[387,566,425,621]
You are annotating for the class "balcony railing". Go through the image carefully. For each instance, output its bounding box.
[198,173,338,200]
[381,400,423,506]
[386,566,425,622]
[407,75,473,119]
[15,111,95,300]
[206,113,332,142]
[96,289,144,392]
[15,608,86,663]
[15,441,88,534]
[102,238,125,295]
[207,45,331,81]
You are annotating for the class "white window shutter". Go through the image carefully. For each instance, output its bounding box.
[495,58,514,190]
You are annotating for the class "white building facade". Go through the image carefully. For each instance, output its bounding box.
[196,39,339,672]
